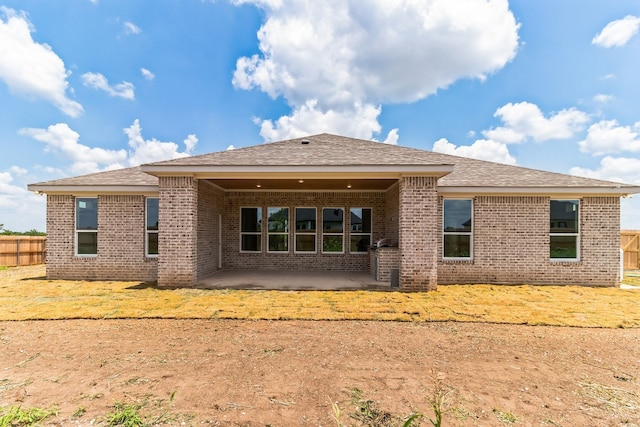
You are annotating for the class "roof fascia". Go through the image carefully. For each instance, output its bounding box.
[27,184,159,195]
[438,186,640,197]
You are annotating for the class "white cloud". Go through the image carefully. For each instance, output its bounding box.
[141,68,155,80]
[226,145,236,150]
[124,21,141,35]
[593,94,613,103]
[570,156,640,185]
[592,15,640,48]
[8,166,27,176]
[0,7,83,117]
[19,123,128,175]
[257,99,383,141]
[0,169,46,232]
[432,137,516,165]
[233,0,519,141]
[20,120,197,174]
[81,72,135,100]
[483,102,589,144]
[124,119,197,165]
[578,120,640,155]
[381,128,399,145]
[183,134,198,152]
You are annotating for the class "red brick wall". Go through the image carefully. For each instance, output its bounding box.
[158,177,198,286]
[220,191,386,271]
[399,177,438,291]
[45,194,157,281]
[437,196,621,287]
[197,181,224,279]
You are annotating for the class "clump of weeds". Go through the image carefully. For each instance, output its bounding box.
[0,405,57,426]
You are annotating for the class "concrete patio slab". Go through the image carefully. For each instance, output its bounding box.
[197,270,393,290]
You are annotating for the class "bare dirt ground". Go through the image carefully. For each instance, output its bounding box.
[1,319,639,426]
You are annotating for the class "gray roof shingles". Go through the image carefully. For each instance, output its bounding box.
[29,133,639,191]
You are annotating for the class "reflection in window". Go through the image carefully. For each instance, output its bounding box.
[267,207,289,252]
[146,198,159,256]
[550,200,579,260]
[350,208,371,253]
[323,208,344,253]
[76,197,98,255]
[443,199,472,259]
[240,207,262,252]
[295,208,316,252]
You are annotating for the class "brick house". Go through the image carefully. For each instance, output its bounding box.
[28,133,640,290]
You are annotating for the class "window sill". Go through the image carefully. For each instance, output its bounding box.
[441,258,473,264]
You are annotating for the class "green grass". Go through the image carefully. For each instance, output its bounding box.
[0,405,57,427]
[1,265,639,327]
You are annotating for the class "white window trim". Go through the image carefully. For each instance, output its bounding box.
[322,207,345,254]
[294,207,317,254]
[145,197,159,258]
[349,207,372,254]
[75,197,98,257]
[550,199,580,262]
[267,207,290,254]
[442,198,473,260]
[240,207,262,253]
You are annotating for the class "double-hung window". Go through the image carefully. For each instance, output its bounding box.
[550,200,579,260]
[295,207,316,252]
[349,208,371,253]
[267,207,289,252]
[76,197,98,256]
[443,199,472,259]
[146,198,159,257]
[322,208,344,253]
[240,207,262,252]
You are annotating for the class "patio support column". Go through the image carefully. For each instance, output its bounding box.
[158,176,198,287]
[398,176,438,291]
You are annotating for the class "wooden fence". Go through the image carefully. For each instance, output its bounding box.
[0,236,47,267]
[621,230,640,270]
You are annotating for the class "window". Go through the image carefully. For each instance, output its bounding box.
[76,197,98,256]
[295,207,316,252]
[550,200,579,260]
[322,208,344,253]
[240,207,262,252]
[146,198,159,257]
[267,207,289,252]
[350,208,371,253]
[443,199,472,259]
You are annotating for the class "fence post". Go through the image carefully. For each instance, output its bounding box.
[16,238,20,267]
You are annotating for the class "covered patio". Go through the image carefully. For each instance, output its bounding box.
[196,269,393,291]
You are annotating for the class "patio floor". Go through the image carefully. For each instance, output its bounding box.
[197,270,393,290]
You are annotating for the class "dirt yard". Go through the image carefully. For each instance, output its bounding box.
[1,319,639,426]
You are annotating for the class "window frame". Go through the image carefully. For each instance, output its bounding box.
[240,207,263,253]
[75,197,98,257]
[145,197,159,258]
[267,207,289,253]
[349,207,372,254]
[322,207,345,254]
[550,199,580,262]
[442,198,473,260]
[294,207,317,253]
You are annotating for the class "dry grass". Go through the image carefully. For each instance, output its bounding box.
[1,265,639,327]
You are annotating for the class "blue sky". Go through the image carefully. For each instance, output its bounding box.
[1,0,640,231]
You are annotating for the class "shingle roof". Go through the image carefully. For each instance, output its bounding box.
[29,166,157,188]
[28,133,640,193]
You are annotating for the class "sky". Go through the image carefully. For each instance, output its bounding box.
[1,0,640,232]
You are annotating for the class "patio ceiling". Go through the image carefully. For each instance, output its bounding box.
[207,178,398,191]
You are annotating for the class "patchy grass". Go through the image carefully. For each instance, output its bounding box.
[1,265,639,327]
